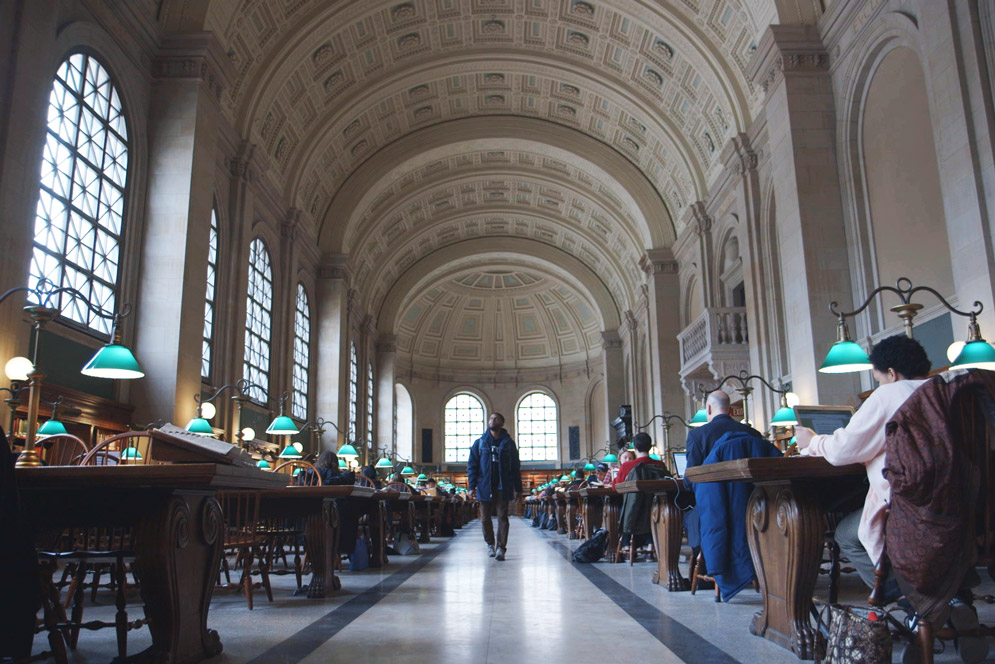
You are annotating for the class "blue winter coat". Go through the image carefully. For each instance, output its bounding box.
[696,431,782,601]
[467,428,522,502]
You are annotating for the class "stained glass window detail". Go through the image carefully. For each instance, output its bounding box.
[366,362,374,449]
[292,283,311,420]
[30,53,129,335]
[242,238,272,402]
[516,392,558,461]
[444,393,484,463]
[348,343,358,443]
[201,208,218,379]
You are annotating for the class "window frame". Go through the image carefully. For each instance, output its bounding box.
[348,342,358,443]
[443,392,486,464]
[291,282,311,420]
[242,237,273,403]
[201,206,219,381]
[515,390,559,462]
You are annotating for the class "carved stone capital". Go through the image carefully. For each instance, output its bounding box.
[154,33,235,103]
[281,208,302,240]
[376,334,398,354]
[318,253,350,281]
[640,249,679,275]
[748,25,828,96]
[689,201,712,236]
[227,141,256,182]
[600,330,623,350]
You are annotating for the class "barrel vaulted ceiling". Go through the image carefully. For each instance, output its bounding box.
[158,0,811,369]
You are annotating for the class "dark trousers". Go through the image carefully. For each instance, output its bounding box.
[835,509,900,602]
[480,498,510,549]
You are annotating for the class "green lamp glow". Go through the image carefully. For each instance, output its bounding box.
[417,473,427,480]
[689,408,707,428]
[950,339,995,370]
[279,445,302,459]
[256,459,271,469]
[401,465,414,475]
[80,344,145,379]
[604,453,618,463]
[266,415,299,435]
[185,417,215,436]
[770,406,799,427]
[375,456,393,468]
[559,474,570,481]
[36,419,67,437]
[121,446,143,460]
[570,470,577,478]
[584,462,595,471]
[338,458,346,469]
[649,453,661,461]
[819,340,872,373]
[337,443,359,460]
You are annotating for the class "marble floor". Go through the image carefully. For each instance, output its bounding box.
[34,516,995,663]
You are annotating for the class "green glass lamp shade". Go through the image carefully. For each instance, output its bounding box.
[279,445,302,459]
[819,341,872,373]
[689,408,707,428]
[375,456,393,468]
[121,446,143,460]
[649,453,661,461]
[36,419,67,437]
[603,453,618,463]
[266,415,299,435]
[337,443,359,459]
[584,462,595,471]
[950,340,995,370]
[338,458,346,468]
[570,470,577,478]
[417,473,427,480]
[770,406,799,427]
[185,417,215,436]
[292,468,302,476]
[80,344,145,379]
[401,465,414,475]
[256,459,271,469]
[559,474,570,481]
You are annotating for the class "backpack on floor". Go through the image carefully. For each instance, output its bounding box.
[572,529,608,563]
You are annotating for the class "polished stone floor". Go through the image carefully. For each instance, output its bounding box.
[35,516,995,663]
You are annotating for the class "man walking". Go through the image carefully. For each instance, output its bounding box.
[467,412,522,561]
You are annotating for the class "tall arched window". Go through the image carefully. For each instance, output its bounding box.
[516,392,558,461]
[243,238,272,402]
[291,283,310,420]
[201,207,218,380]
[30,53,129,335]
[444,393,484,463]
[348,342,358,443]
[366,362,374,449]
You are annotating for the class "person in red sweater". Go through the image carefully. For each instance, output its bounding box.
[612,432,665,486]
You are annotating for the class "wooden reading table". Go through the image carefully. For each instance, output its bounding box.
[685,456,864,660]
[614,478,691,590]
[18,463,287,664]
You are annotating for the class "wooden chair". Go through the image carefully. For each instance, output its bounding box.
[36,434,89,466]
[80,431,156,466]
[272,460,322,486]
[353,475,374,488]
[217,491,272,609]
[689,551,720,601]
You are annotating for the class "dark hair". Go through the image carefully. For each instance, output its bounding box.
[490,412,505,424]
[316,450,339,469]
[596,462,609,472]
[361,464,377,480]
[869,335,931,379]
[633,432,653,453]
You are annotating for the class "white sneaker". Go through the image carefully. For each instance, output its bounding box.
[495,547,506,561]
[487,544,496,557]
[949,597,989,664]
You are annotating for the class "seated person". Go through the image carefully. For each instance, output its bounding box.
[795,335,929,604]
[298,450,355,486]
[422,478,440,496]
[594,462,609,484]
[612,433,665,486]
[360,464,383,489]
[609,449,636,483]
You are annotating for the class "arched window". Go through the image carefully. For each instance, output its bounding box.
[516,392,558,461]
[30,53,129,335]
[348,342,358,443]
[201,207,218,380]
[366,362,374,449]
[444,393,484,463]
[291,283,310,420]
[243,238,272,402]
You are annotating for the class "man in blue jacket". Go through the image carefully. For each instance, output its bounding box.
[468,412,522,561]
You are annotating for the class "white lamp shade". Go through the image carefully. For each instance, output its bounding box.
[4,356,33,381]
[200,401,217,420]
[241,427,256,441]
[784,392,801,408]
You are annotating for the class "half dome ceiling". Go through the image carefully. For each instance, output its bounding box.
[396,267,602,370]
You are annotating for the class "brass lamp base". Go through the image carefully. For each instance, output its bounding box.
[14,447,42,467]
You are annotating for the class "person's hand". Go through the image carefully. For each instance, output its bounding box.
[794,426,817,451]
[468,489,476,500]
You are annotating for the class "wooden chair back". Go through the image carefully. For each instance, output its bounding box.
[80,431,155,466]
[36,434,89,466]
[354,475,374,488]
[272,460,322,486]
[216,491,262,548]
[387,481,413,493]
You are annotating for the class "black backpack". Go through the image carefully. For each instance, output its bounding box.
[572,528,608,563]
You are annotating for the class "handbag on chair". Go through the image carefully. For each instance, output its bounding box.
[816,603,892,664]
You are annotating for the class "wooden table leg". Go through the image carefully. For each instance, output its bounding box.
[583,498,603,539]
[133,492,224,664]
[604,495,620,563]
[304,500,339,598]
[556,499,567,534]
[650,494,690,590]
[748,483,825,660]
[567,499,579,539]
[418,504,431,543]
[368,501,386,568]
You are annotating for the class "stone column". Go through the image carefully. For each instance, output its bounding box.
[640,249,683,449]
[750,25,860,406]
[132,34,234,425]
[600,330,625,445]
[375,335,397,456]
[314,255,349,451]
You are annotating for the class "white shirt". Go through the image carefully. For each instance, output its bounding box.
[801,379,926,564]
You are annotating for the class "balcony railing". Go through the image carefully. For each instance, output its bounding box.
[678,307,749,369]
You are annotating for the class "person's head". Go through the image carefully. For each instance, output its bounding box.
[596,462,609,480]
[620,449,636,464]
[425,478,437,488]
[632,432,653,455]
[316,450,338,470]
[869,335,931,384]
[705,390,731,421]
[488,412,505,431]
[361,464,377,481]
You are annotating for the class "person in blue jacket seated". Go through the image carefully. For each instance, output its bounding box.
[682,390,764,573]
[298,450,355,486]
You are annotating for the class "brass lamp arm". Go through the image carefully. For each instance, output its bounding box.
[637,412,690,430]
[195,378,257,407]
